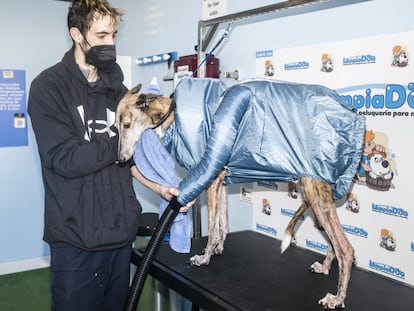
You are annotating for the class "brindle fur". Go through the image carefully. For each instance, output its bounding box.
[116,86,355,309]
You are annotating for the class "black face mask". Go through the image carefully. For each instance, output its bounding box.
[85,45,117,73]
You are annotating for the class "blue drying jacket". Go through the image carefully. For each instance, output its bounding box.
[162,77,365,204]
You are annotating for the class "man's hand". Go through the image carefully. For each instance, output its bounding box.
[161,186,195,213]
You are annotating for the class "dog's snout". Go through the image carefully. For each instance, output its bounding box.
[382,160,389,168]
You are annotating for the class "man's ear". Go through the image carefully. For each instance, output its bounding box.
[69,27,83,44]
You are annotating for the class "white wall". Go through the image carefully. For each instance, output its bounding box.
[1,0,413,274]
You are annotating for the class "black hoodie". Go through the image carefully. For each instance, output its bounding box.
[28,48,141,250]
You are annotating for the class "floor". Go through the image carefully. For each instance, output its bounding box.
[0,268,51,311]
[0,266,185,311]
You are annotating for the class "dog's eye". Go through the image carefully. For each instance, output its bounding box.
[123,123,131,129]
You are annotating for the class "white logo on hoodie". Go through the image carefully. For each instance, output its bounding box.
[77,106,116,141]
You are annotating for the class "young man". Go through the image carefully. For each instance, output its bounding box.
[28,1,186,310]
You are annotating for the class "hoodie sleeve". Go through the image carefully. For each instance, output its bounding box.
[28,70,121,179]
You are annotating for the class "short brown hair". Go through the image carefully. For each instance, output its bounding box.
[67,0,124,35]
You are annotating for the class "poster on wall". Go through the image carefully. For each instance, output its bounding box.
[0,69,28,147]
[202,0,227,20]
[253,31,414,286]
[255,50,275,78]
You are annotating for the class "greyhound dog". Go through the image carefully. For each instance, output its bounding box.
[116,81,362,309]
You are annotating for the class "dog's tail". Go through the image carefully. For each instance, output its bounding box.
[281,202,308,253]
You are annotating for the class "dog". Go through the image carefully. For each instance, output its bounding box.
[367,151,393,180]
[392,46,409,67]
[346,192,360,213]
[365,149,394,191]
[262,198,272,215]
[116,80,363,309]
[321,53,334,72]
[380,229,396,252]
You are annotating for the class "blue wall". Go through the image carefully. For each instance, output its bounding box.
[1,0,413,273]
[0,0,72,272]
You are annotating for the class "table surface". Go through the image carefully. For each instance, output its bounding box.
[132,230,414,311]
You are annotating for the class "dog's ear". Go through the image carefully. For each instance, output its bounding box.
[130,83,142,94]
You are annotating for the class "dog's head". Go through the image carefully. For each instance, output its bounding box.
[398,51,408,66]
[368,150,391,177]
[385,237,396,250]
[348,199,360,213]
[115,83,175,162]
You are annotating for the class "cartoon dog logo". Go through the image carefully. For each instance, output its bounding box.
[366,149,394,191]
[391,45,409,67]
[380,228,396,251]
[321,53,334,72]
[356,129,395,191]
[264,60,274,77]
[287,181,298,199]
[368,150,393,179]
[346,192,360,213]
[262,198,271,215]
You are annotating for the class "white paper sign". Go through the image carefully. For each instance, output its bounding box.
[202,0,227,20]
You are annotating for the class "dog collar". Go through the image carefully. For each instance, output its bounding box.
[151,99,176,130]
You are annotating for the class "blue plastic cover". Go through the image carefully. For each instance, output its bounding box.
[163,77,365,204]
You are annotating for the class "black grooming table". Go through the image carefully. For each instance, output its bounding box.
[132,230,414,311]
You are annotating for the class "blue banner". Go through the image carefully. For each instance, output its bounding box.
[0,69,28,147]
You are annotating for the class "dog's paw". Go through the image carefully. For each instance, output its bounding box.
[188,254,210,266]
[214,245,224,255]
[318,293,345,309]
[308,261,330,275]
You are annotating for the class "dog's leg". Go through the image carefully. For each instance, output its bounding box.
[309,217,336,275]
[281,201,308,253]
[214,184,228,255]
[308,242,336,275]
[189,170,227,266]
[300,177,354,310]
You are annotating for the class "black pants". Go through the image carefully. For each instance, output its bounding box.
[50,243,132,311]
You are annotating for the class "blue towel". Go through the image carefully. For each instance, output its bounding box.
[134,129,191,253]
